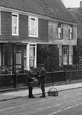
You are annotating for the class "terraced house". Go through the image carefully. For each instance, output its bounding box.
[0,0,77,73]
[68,1,82,69]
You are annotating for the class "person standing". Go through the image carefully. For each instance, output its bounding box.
[27,67,35,98]
[39,64,46,98]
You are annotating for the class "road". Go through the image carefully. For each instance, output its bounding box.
[0,88,82,115]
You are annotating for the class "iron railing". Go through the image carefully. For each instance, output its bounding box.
[0,69,82,91]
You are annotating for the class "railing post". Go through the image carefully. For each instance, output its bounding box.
[69,69,71,83]
[15,74,17,91]
[52,71,54,85]
[65,69,67,84]
[13,74,17,91]
[76,65,78,81]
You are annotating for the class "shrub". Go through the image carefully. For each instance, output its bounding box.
[37,44,59,72]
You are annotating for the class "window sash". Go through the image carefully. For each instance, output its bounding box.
[69,25,73,39]
[63,47,68,55]
[29,44,36,68]
[63,46,68,65]
[12,14,19,35]
[29,16,38,37]
[69,55,72,65]
[63,55,68,65]
[58,23,63,39]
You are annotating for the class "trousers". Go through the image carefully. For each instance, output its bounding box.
[28,86,33,97]
[40,81,45,96]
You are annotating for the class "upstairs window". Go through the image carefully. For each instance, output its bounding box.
[69,25,73,40]
[58,23,63,39]
[12,13,19,36]
[28,16,38,37]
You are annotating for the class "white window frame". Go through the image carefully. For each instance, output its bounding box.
[69,46,73,65]
[26,43,37,70]
[58,23,63,39]
[63,46,68,65]
[24,46,27,69]
[12,13,19,36]
[28,16,38,37]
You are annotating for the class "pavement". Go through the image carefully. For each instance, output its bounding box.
[0,82,82,101]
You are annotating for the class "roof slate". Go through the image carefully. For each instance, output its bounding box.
[0,0,75,23]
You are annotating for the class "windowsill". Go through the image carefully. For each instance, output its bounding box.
[68,39,73,40]
[56,37,63,40]
[28,34,38,38]
[12,34,19,36]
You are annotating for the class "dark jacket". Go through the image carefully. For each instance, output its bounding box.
[39,67,46,82]
[28,70,34,82]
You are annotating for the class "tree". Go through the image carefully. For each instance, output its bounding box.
[37,44,59,71]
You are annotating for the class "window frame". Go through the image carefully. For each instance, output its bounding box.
[12,13,19,36]
[63,46,68,65]
[29,44,36,68]
[58,23,63,39]
[69,25,73,40]
[28,16,38,37]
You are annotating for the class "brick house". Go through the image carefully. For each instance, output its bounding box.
[0,0,77,73]
[68,1,82,69]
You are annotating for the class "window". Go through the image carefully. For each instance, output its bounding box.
[62,46,73,65]
[29,44,36,68]
[58,23,63,39]
[63,46,68,65]
[63,47,68,55]
[28,16,38,37]
[69,25,73,39]
[78,58,82,69]
[69,46,73,65]
[24,46,27,69]
[12,13,19,35]
[69,55,72,65]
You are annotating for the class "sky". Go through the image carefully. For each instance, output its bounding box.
[63,0,81,8]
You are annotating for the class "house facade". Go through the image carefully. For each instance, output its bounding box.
[68,1,82,69]
[0,0,77,73]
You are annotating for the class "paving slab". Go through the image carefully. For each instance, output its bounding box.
[0,82,82,101]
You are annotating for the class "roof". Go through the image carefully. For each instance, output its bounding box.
[69,8,82,39]
[0,0,75,23]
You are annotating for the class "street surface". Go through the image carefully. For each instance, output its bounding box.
[0,88,82,115]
